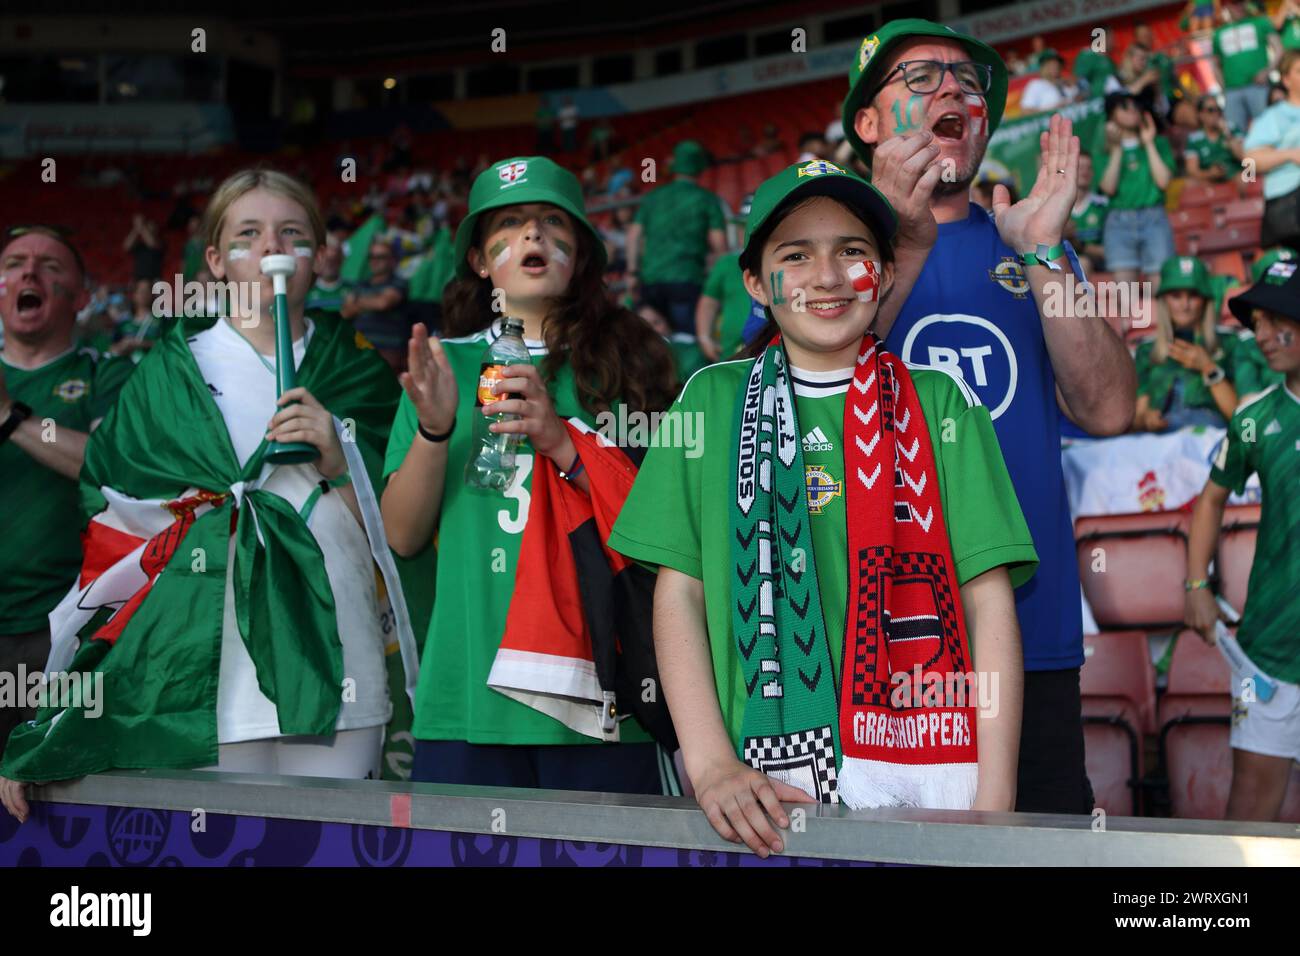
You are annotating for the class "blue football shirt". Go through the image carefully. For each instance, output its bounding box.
[885,203,1084,670]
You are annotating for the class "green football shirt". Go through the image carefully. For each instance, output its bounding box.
[383,319,653,745]
[607,358,1039,749]
[1284,16,1300,51]
[701,252,754,359]
[1185,129,1240,177]
[0,347,133,633]
[1209,382,1300,682]
[1213,16,1275,90]
[1134,330,1248,417]
[1094,136,1175,210]
[667,333,708,381]
[305,278,354,318]
[1073,48,1117,94]
[1070,194,1109,246]
[634,178,726,286]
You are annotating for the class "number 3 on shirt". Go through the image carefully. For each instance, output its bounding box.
[497,453,533,534]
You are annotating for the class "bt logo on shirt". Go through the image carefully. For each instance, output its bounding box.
[897,313,1019,421]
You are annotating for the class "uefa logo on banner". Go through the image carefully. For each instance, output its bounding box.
[498,161,528,187]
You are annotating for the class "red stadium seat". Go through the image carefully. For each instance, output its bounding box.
[1081,631,1157,815]
[1220,197,1265,226]
[1207,251,1248,285]
[1075,512,1189,630]
[1159,629,1233,820]
[1195,222,1262,255]
[1180,180,1240,208]
[1217,504,1260,615]
[1169,205,1214,231]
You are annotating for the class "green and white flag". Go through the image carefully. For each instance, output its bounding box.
[1,313,419,781]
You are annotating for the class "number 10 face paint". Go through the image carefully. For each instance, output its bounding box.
[847,260,881,302]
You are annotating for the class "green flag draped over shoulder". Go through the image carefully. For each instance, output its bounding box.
[340,213,387,284]
[1,312,404,781]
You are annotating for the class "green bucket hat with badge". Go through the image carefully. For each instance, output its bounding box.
[842,18,1008,166]
[1250,247,1298,284]
[454,156,605,278]
[1157,255,1213,299]
[741,159,897,268]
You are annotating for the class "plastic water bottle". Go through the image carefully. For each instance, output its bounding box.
[465,317,531,491]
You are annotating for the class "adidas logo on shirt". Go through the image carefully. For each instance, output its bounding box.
[1264,419,1282,436]
[802,426,834,452]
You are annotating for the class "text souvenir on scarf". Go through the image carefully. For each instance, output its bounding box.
[1,313,412,782]
[731,333,978,809]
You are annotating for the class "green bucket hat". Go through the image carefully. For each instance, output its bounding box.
[1157,255,1213,299]
[453,156,605,278]
[1250,246,1298,284]
[670,139,709,177]
[742,159,896,267]
[842,18,1008,166]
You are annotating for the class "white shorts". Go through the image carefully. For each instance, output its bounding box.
[1230,664,1300,762]
[197,725,384,779]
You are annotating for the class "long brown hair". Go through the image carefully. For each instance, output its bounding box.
[441,220,678,415]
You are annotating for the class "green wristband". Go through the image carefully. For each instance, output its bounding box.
[1184,578,1211,591]
[1020,243,1067,271]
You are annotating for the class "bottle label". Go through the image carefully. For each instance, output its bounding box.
[476,363,507,407]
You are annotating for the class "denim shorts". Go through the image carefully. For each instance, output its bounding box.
[1102,205,1175,274]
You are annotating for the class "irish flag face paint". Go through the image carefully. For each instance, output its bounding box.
[847,260,881,302]
[964,94,988,139]
[292,239,314,258]
[489,239,511,270]
[228,240,251,262]
[551,238,573,268]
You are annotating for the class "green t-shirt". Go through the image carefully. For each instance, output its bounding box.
[1209,383,1300,682]
[1094,136,1175,210]
[305,278,354,317]
[382,319,652,745]
[1134,330,1248,419]
[1070,193,1109,245]
[701,252,754,359]
[1073,48,1117,94]
[1184,129,1240,177]
[1231,329,1285,397]
[0,347,133,633]
[1213,16,1275,90]
[182,237,206,283]
[1284,16,1300,51]
[634,179,726,286]
[607,358,1038,749]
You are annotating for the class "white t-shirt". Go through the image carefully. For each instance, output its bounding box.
[1020,77,1076,112]
[187,317,390,743]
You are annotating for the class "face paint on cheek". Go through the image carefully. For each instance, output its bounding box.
[50,280,74,303]
[489,239,511,271]
[552,238,573,267]
[292,239,314,259]
[964,94,988,138]
[890,94,923,134]
[847,260,881,302]
[1278,329,1296,348]
[228,240,251,261]
[769,270,787,306]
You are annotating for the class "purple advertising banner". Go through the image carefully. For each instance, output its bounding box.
[0,802,881,868]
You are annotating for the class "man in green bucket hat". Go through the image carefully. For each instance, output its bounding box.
[625,139,727,337]
[844,19,1137,817]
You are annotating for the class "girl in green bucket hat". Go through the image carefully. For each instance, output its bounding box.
[381,156,681,793]
[1132,254,1252,431]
